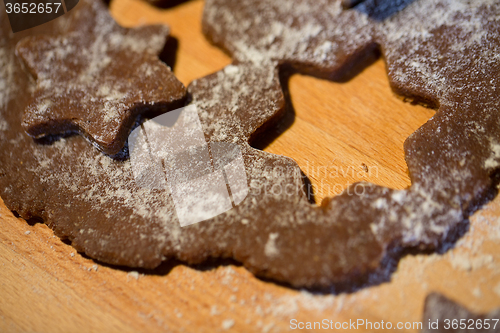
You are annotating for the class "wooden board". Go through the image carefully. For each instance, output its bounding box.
[1,0,499,332]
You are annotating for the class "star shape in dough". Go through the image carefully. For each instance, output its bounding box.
[16,11,186,154]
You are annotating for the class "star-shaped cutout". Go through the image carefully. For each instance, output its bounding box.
[16,7,186,154]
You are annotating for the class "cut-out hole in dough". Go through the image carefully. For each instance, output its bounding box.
[254,59,435,204]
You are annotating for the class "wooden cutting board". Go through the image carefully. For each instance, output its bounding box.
[1,0,499,332]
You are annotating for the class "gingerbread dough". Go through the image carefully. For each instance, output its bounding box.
[16,3,185,154]
[0,0,499,288]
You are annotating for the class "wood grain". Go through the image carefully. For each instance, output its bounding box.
[1,0,499,332]
[262,65,435,202]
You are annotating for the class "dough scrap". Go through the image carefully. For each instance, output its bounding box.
[422,293,500,333]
